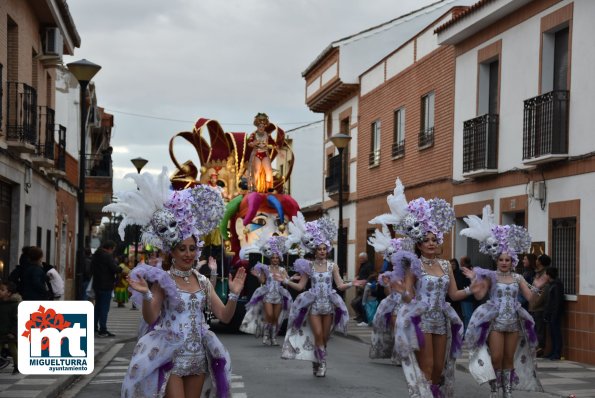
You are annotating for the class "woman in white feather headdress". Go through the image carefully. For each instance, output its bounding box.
[105,168,246,398]
[460,205,546,398]
[370,178,469,398]
[276,212,365,377]
[239,234,293,346]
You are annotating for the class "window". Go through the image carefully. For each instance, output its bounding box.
[478,59,499,115]
[542,26,569,93]
[419,92,434,148]
[551,217,576,295]
[37,226,42,247]
[369,120,381,166]
[392,108,405,158]
[326,113,333,137]
[46,229,51,266]
[340,117,350,134]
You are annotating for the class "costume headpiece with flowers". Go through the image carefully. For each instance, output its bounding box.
[460,205,531,266]
[258,235,288,259]
[103,167,225,257]
[369,178,455,244]
[285,212,337,253]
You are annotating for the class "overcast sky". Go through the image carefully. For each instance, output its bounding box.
[64,0,439,192]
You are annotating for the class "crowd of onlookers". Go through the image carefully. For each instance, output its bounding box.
[351,251,566,360]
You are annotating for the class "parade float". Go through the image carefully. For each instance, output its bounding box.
[167,114,300,330]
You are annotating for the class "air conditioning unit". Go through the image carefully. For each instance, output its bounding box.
[42,27,63,56]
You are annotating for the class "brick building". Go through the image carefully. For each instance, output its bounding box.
[438,0,595,363]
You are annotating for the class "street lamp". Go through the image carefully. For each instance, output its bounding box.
[130,157,148,265]
[329,133,352,277]
[67,59,101,300]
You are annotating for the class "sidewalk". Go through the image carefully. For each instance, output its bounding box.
[340,319,595,398]
[0,301,141,398]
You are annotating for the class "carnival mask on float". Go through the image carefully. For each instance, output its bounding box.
[150,209,182,244]
[401,214,424,241]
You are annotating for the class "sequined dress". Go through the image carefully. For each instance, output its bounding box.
[369,292,402,361]
[281,261,349,361]
[394,259,463,398]
[121,265,231,398]
[240,264,293,337]
[463,270,543,392]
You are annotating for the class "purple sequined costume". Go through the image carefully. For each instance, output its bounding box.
[395,259,463,398]
[121,264,231,398]
[240,264,293,337]
[464,269,543,392]
[281,261,349,361]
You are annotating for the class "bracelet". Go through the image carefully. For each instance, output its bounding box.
[345,281,353,288]
[228,292,239,302]
[529,285,542,296]
[464,286,471,296]
[142,290,153,302]
[283,278,290,285]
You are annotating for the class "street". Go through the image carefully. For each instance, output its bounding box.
[58,331,557,398]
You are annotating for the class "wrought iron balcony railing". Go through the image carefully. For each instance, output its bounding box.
[87,153,113,177]
[523,90,569,162]
[6,81,38,145]
[368,149,380,167]
[325,154,348,193]
[36,106,55,160]
[391,140,405,158]
[463,114,499,174]
[418,127,434,148]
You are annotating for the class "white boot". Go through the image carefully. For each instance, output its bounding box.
[502,369,513,398]
[262,323,271,345]
[315,346,327,377]
[271,325,279,346]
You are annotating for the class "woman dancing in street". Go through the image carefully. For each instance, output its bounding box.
[460,205,545,397]
[369,179,468,397]
[105,169,246,398]
[240,235,293,346]
[278,213,364,377]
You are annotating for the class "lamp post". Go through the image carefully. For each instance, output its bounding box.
[130,157,148,265]
[329,133,352,277]
[67,59,101,300]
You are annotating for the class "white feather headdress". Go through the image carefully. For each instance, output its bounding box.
[369,178,408,226]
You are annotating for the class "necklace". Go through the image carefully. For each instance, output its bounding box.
[313,259,326,269]
[420,256,435,267]
[170,267,192,284]
[496,270,512,277]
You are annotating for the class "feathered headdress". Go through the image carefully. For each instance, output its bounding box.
[286,211,337,253]
[103,168,225,255]
[367,225,414,260]
[460,205,531,265]
[259,235,288,258]
[369,178,455,243]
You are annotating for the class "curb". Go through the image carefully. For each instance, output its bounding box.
[43,336,137,398]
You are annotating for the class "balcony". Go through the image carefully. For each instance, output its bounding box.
[368,149,380,167]
[48,124,66,178]
[325,154,349,201]
[6,82,38,153]
[31,107,56,169]
[462,114,499,178]
[419,127,434,149]
[523,90,569,165]
[391,140,405,158]
[85,152,113,224]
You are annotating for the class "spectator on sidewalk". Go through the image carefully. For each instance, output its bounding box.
[92,240,122,337]
[518,253,537,310]
[43,262,64,300]
[0,281,21,374]
[9,246,31,296]
[21,247,49,301]
[544,267,565,360]
[458,256,477,333]
[350,253,374,323]
[529,254,551,356]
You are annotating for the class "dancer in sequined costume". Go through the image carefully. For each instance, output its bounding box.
[461,205,545,398]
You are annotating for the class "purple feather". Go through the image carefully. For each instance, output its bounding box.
[247,292,265,307]
[253,262,269,277]
[525,319,537,344]
[477,321,491,347]
[334,307,344,326]
[384,311,392,329]
[128,264,180,307]
[411,315,425,348]
[390,251,422,281]
[293,258,311,275]
[210,356,229,398]
[158,361,173,392]
[450,323,462,356]
[293,307,308,329]
[282,296,289,311]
